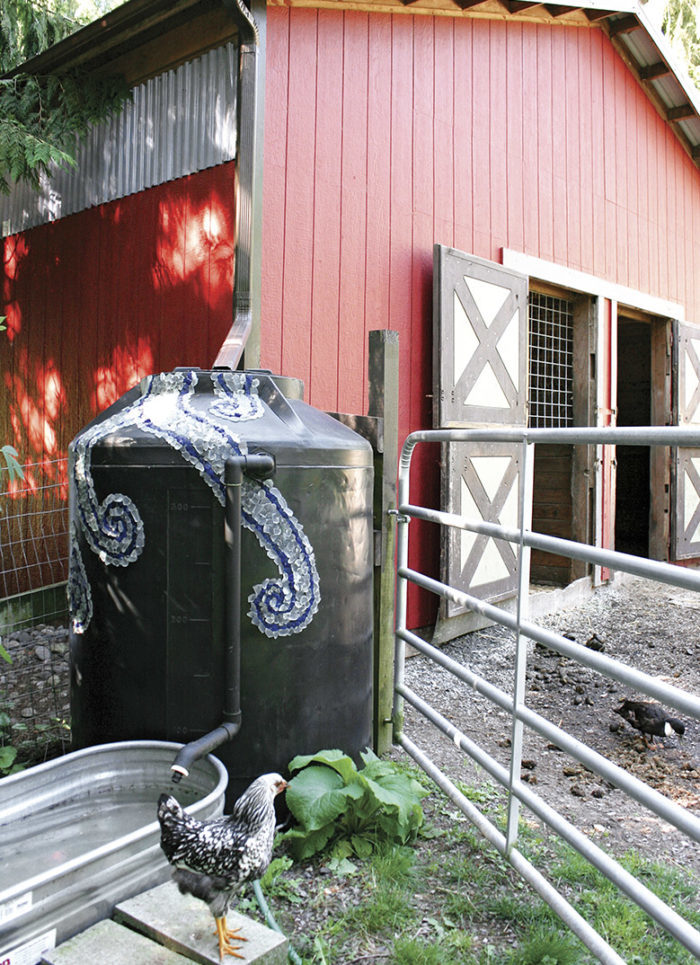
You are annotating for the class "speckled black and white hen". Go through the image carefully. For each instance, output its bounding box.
[157,773,287,961]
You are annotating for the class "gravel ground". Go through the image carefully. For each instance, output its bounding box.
[397,574,700,877]
[0,623,71,765]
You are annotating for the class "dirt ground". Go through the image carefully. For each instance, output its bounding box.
[397,574,700,877]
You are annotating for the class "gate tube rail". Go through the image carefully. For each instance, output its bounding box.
[397,626,700,844]
[398,732,627,965]
[397,568,700,722]
[400,503,700,594]
[397,701,700,961]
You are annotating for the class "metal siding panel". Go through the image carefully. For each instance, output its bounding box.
[0,43,238,236]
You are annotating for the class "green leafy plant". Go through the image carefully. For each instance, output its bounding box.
[1,444,24,484]
[0,1,130,193]
[282,748,429,873]
[0,710,24,777]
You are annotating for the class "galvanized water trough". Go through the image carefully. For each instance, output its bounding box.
[0,740,227,964]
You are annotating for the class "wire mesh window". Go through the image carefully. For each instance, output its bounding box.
[528,292,574,428]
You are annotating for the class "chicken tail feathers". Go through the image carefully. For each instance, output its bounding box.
[173,868,231,916]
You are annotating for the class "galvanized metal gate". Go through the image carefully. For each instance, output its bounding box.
[392,425,700,964]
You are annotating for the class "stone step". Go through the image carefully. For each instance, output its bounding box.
[114,882,288,965]
[41,919,193,965]
[41,882,288,965]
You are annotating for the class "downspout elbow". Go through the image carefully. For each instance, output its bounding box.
[170,720,241,782]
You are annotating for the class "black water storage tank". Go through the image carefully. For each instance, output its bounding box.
[68,369,374,800]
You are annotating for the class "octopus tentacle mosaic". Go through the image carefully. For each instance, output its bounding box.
[68,370,320,638]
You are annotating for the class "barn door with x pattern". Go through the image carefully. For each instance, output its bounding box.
[672,320,700,559]
[433,245,529,613]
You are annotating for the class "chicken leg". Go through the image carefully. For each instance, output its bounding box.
[215,916,247,961]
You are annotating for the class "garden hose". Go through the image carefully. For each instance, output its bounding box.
[253,879,303,965]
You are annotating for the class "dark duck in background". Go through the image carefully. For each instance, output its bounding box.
[614,699,686,747]
[158,772,287,961]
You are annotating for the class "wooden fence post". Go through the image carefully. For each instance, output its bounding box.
[368,330,399,755]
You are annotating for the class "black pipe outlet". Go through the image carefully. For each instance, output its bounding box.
[170,450,275,782]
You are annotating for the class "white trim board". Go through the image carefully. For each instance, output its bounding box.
[501,248,685,321]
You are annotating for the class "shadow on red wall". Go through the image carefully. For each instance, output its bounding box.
[1,163,236,593]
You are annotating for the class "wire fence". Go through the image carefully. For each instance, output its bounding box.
[0,457,71,766]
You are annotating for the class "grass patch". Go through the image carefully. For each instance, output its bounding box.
[257,763,699,965]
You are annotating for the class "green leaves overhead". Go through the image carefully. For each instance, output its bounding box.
[0,0,130,194]
[0,71,130,194]
[1,0,80,72]
[282,748,429,873]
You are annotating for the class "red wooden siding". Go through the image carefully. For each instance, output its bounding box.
[260,8,700,625]
[5,9,700,625]
[1,165,235,592]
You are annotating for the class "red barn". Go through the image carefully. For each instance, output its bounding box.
[3,0,700,634]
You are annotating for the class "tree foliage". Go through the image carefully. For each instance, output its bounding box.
[0,0,129,194]
[661,0,700,89]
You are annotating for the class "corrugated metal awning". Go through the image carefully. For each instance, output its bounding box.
[0,42,238,238]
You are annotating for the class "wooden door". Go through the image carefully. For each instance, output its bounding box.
[433,245,529,613]
[672,320,700,560]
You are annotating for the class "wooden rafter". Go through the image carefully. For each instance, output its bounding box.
[583,8,615,20]
[608,13,640,36]
[639,61,670,80]
[452,0,491,9]
[505,0,542,11]
[545,4,579,16]
[668,103,695,121]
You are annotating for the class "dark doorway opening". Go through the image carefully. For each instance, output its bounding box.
[615,319,651,556]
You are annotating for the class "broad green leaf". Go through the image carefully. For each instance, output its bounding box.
[0,640,12,664]
[351,834,374,859]
[288,749,359,785]
[331,838,353,860]
[286,765,362,831]
[364,773,426,838]
[0,745,17,770]
[283,824,336,861]
[327,854,357,875]
[1,445,24,483]
[359,747,380,768]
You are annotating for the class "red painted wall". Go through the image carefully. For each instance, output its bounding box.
[1,165,235,594]
[5,10,700,622]
[260,8,700,624]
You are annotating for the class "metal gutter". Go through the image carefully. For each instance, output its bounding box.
[214,0,263,370]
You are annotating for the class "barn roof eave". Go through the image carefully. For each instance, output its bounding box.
[6,0,237,86]
[269,0,700,169]
[7,0,700,168]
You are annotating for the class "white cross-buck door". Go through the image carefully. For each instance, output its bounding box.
[672,320,700,559]
[433,245,529,613]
